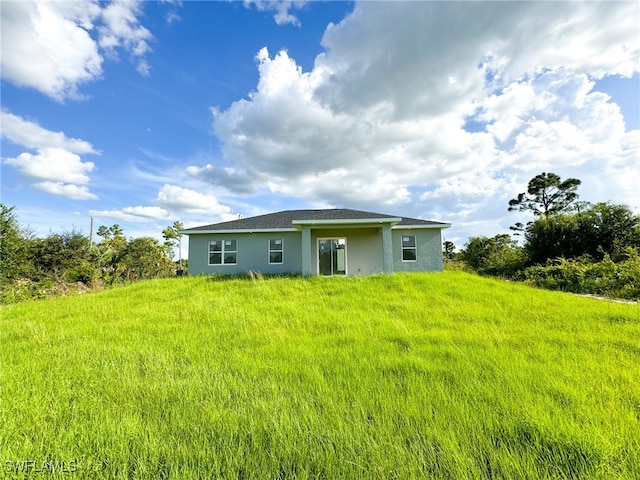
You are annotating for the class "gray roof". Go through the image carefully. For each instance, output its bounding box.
[182,209,450,233]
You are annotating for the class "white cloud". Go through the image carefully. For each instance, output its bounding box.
[499,2,639,80]
[201,1,639,244]
[34,182,98,200]
[268,168,411,207]
[122,206,172,219]
[87,185,231,229]
[98,0,153,76]
[210,46,497,203]
[157,0,182,24]
[89,206,172,222]
[0,1,103,101]
[186,164,258,194]
[0,110,97,154]
[1,111,98,200]
[244,1,306,26]
[155,184,231,215]
[4,148,94,185]
[89,209,154,223]
[0,0,155,101]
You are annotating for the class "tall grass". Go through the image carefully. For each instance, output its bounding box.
[1,272,639,479]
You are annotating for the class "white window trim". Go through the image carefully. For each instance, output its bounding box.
[401,235,417,262]
[268,238,284,264]
[208,239,237,265]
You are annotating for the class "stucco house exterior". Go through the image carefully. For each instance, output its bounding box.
[181,209,451,276]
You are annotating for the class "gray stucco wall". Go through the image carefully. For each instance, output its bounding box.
[187,226,444,276]
[392,228,444,272]
[310,227,383,275]
[187,232,302,276]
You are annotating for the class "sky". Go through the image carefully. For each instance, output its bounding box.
[1,0,639,256]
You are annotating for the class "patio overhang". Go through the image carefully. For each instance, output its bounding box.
[291,217,402,230]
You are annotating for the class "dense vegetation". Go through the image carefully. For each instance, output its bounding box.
[0,204,180,304]
[456,173,640,300]
[2,171,638,303]
[2,272,638,479]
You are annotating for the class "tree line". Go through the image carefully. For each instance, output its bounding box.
[2,173,638,303]
[449,173,640,299]
[0,204,184,304]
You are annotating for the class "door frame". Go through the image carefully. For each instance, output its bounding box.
[317,237,347,276]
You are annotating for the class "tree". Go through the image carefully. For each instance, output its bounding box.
[524,214,580,265]
[94,225,128,284]
[579,202,640,260]
[460,234,526,277]
[524,202,640,264]
[122,237,175,280]
[443,240,456,260]
[96,224,123,240]
[162,221,184,269]
[0,204,34,283]
[31,230,91,282]
[508,172,581,217]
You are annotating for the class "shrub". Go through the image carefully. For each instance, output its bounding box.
[523,249,640,300]
[66,260,100,285]
[460,235,527,278]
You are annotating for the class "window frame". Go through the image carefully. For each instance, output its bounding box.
[268,238,284,264]
[401,235,417,262]
[208,239,237,266]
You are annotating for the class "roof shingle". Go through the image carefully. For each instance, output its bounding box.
[182,209,449,233]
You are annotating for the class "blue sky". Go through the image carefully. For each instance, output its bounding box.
[1,1,639,254]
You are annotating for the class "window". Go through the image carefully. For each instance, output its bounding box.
[269,239,283,264]
[209,239,237,265]
[401,235,417,261]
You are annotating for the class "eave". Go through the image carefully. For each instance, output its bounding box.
[291,217,402,230]
[393,223,452,230]
[180,228,299,235]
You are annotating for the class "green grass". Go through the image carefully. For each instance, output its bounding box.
[1,272,639,479]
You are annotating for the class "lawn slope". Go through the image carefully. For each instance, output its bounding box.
[1,272,639,479]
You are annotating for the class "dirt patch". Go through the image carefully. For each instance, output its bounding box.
[573,294,638,305]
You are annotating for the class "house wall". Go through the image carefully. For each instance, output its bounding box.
[187,232,302,276]
[392,228,444,272]
[310,227,383,275]
[187,226,445,276]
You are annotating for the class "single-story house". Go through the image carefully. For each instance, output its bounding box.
[181,209,451,276]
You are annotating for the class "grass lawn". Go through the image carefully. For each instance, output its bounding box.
[1,271,639,479]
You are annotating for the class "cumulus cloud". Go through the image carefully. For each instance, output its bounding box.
[98,0,153,76]
[4,148,94,185]
[1,111,99,200]
[88,184,231,226]
[89,209,156,223]
[186,164,258,194]
[198,0,638,242]
[123,206,172,219]
[0,1,103,101]
[35,182,98,201]
[210,45,497,203]
[155,184,231,215]
[0,110,97,154]
[89,206,172,222]
[244,1,306,26]
[0,0,155,101]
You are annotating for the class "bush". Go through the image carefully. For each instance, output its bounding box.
[524,203,640,265]
[460,235,527,278]
[523,249,640,300]
[0,277,61,304]
[66,260,100,286]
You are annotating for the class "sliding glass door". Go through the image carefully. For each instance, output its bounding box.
[318,238,346,275]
